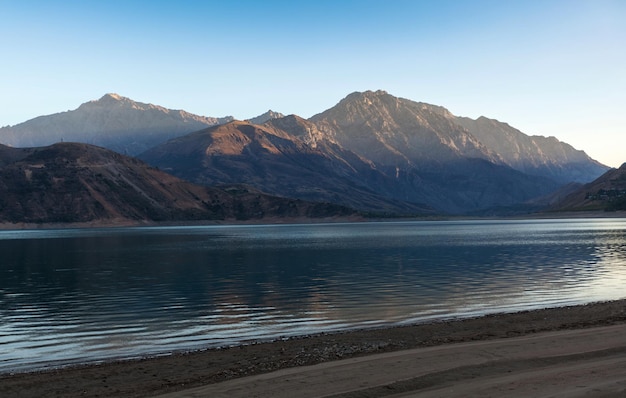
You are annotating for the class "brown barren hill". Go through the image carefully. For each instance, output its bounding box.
[0,142,355,225]
[551,163,626,212]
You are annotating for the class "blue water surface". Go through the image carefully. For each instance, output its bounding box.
[1,218,625,372]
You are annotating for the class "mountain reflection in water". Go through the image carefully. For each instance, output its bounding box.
[1,219,625,373]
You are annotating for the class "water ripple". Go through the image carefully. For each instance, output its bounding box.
[1,219,625,373]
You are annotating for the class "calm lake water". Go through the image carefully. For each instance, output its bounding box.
[1,219,625,373]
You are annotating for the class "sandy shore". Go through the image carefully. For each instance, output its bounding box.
[1,300,625,398]
[157,325,626,398]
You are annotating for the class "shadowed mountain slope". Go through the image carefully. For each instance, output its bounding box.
[139,120,434,215]
[246,110,285,125]
[140,115,557,214]
[0,143,355,224]
[550,163,626,212]
[455,116,608,184]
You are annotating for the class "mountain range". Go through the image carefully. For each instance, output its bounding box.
[0,90,613,219]
[139,90,608,214]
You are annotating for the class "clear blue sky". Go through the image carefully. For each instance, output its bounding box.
[2,0,624,167]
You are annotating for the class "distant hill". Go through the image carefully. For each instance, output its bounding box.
[0,143,356,224]
[0,94,234,155]
[550,163,626,212]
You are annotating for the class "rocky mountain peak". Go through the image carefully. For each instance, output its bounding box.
[101,93,124,101]
[309,90,497,166]
[341,89,389,104]
[91,93,132,105]
[318,90,456,126]
[246,110,285,125]
[357,89,389,98]
[0,94,235,155]
[83,93,161,112]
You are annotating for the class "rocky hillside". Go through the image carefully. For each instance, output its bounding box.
[246,110,285,125]
[455,116,607,183]
[139,120,433,215]
[140,115,556,215]
[310,91,607,182]
[550,163,626,212]
[0,143,355,224]
[310,90,502,166]
[0,94,233,155]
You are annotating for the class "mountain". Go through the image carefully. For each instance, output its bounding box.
[0,143,355,224]
[0,94,234,155]
[304,91,566,213]
[141,90,607,214]
[310,91,607,181]
[455,116,608,183]
[550,163,626,212]
[246,110,285,125]
[1,90,610,215]
[303,90,606,213]
[139,120,434,215]
[310,90,502,166]
[140,116,556,214]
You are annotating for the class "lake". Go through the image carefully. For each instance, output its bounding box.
[1,219,625,373]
